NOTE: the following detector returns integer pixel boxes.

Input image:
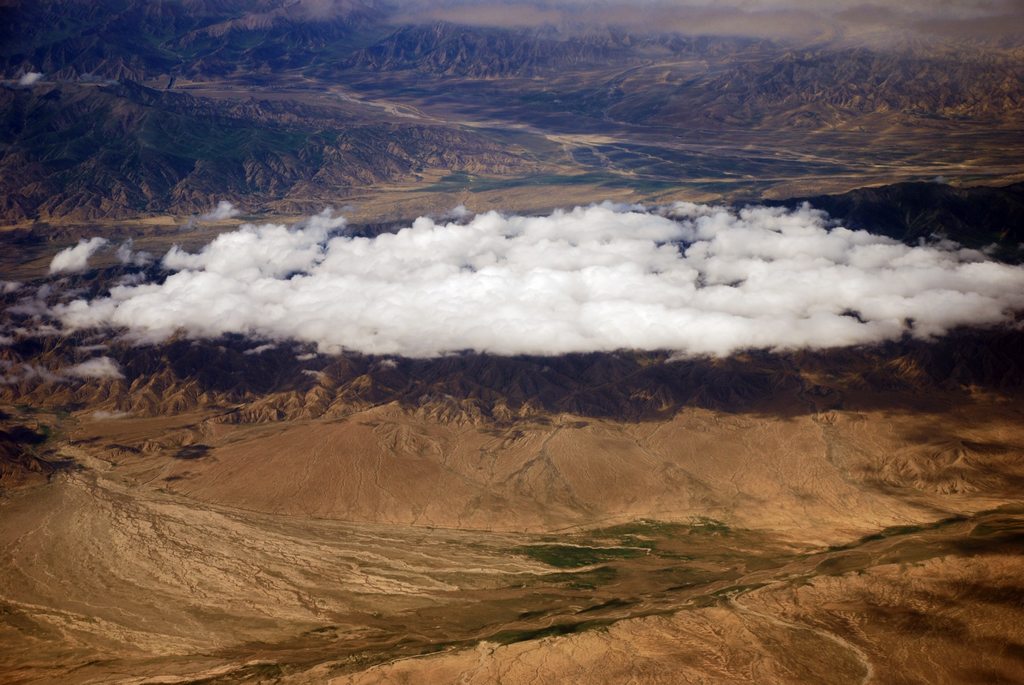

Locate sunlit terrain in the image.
[2,1,1024,683]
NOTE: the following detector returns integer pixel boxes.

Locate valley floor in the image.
[2,396,1024,683]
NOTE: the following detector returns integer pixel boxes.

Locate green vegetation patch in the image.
[828,515,971,552]
[598,519,691,537]
[689,516,732,534]
[422,171,609,193]
[552,565,619,590]
[487,618,614,645]
[517,544,647,568]
[598,517,732,541]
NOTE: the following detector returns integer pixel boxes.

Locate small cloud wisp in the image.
[200,200,241,222]
[66,356,124,380]
[49,238,108,275]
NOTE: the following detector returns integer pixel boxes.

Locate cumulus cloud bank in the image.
[53,204,1024,358]
[49,238,108,274]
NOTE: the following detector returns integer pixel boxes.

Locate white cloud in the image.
[200,200,241,221]
[0,281,21,294]
[49,237,108,275]
[66,356,124,380]
[116,240,153,267]
[89,410,130,420]
[441,204,472,221]
[18,72,42,86]
[0,363,64,385]
[53,203,1024,358]
[243,343,277,355]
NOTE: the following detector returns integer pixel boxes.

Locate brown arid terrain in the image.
[3,2,1024,683]
[1,179,1023,683]
[2,325,1024,683]
[331,546,1024,685]
[3,186,1024,682]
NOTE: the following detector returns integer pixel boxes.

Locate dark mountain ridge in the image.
[0,79,540,221]
[776,181,1024,262]
[2,2,1023,222]
[2,323,1022,425]
[0,0,381,81]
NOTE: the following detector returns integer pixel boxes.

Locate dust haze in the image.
[389,0,1024,44]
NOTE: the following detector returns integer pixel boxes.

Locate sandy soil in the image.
[2,394,1023,683]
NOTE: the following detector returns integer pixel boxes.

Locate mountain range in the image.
[2,1,1024,222]
[2,2,1024,683]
